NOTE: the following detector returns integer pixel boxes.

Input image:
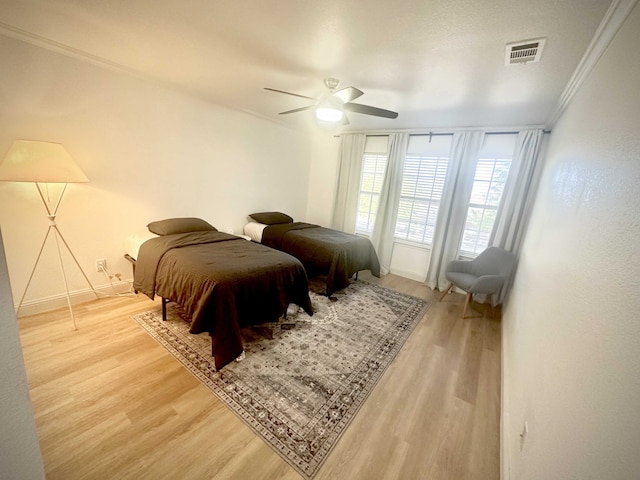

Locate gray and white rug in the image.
[132,280,430,478]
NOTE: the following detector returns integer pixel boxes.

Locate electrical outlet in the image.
[96,258,107,272]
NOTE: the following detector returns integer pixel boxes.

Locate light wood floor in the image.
[18,273,501,480]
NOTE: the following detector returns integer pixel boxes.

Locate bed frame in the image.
[124,253,171,321]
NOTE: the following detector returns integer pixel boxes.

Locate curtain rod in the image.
[386,132,524,137]
[336,126,551,137]
[334,129,551,139]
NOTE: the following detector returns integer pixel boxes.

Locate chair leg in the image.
[488,294,495,318]
[439,283,453,302]
[462,292,473,318]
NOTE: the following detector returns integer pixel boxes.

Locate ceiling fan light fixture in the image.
[265,78,397,125]
[315,106,344,122]
[315,93,344,123]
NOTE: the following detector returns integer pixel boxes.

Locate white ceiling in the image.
[0,0,613,132]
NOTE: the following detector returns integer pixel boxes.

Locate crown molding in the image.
[546,0,639,128]
[0,20,149,80]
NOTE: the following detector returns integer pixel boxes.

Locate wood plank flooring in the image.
[17,273,501,479]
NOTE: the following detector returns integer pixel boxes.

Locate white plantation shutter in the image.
[356,152,387,233]
[394,134,452,244]
[355,136,389,234]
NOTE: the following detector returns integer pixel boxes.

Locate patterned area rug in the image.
[132,280,430,478]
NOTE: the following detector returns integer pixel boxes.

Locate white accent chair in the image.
[439,247,516,318]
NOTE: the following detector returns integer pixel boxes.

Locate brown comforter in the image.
[133,231,313,369]
[261,223,381,296]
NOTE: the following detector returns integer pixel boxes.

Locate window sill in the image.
[393,238,432,250]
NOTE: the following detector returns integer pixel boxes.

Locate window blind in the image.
[394,134,452,244]
[355,136,389,234]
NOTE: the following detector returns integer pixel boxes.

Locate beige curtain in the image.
[489,128,546,303]
[370,133,409,274]
[425,131,485,290]
[331,134,366,233]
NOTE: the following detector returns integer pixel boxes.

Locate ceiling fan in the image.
[265,77,398,124]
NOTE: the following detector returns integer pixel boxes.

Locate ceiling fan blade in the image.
[279,105,314,115]
[264,87,315,101]
[343,102,398,119]
[333,86,364,103]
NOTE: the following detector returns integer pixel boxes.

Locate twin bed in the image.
[130,215,380,369]
[244,211,380,296]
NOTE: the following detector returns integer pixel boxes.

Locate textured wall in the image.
[0,228,45,479]
[0,35,314,310]
[502,3,640,479]
[306,133,340,226]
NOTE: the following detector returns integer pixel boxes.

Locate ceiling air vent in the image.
[505,38,546,66]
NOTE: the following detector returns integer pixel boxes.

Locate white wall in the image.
[306,132,340,226]
[0,228,45,479]
[0,35,313,312]
[502,3,640,479]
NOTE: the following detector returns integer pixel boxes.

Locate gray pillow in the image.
[249,212,293,225]
[147,217,217,236]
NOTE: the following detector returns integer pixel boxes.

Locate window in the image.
[395,155,448,243]
[356,136,388,234]
[394,134,452,245]
[460,134,517,256]
[356,153,387,233]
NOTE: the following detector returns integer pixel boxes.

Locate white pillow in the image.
[243,222,267,243]
[126,232,157,259]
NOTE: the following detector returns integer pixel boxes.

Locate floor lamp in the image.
[0,140,99,329]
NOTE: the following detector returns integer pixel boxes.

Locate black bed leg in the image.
[355,271,359,280]
[162,298,168,321]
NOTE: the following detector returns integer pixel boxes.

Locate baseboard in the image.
[501,315,510,480]
[15,279,135,317]
[501,411,510,480]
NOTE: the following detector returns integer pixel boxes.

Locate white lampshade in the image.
[0,140,89,183]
